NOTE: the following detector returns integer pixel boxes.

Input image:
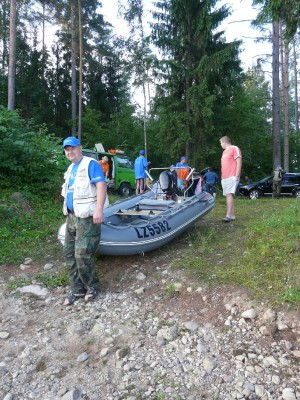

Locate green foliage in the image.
[6,276,31,290]
[0,106,66,194]
[0,191,63,265]
[283,288,300,303]
[253,0,300,38]
[217,65,273,179]
[164,283,178,297]
[35,270,69,288]
[81,103,142,157]
[81,107,108,148]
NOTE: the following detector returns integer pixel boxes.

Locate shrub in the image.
[0,106,67,195]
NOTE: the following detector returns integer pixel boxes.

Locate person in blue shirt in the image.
[175,156,190,190]
[61,136,107,306]
[134,150,150,194]
[203,167,218,198]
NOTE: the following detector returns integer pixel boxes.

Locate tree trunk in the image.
[2,0,9,73]
[78,0,83,140]
[42,0,45,54]
[71,1,77,135]
[279,21,283,132]
[282,37,289,172]
[272,21,281,170]
[7,0,16,111]
[185,74,191,159]
[293,41,299,132]
[143,81,147,157]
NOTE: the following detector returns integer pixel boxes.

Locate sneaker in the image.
[222,216,232,223]
[64,290,85,306]
[85,287,98,302]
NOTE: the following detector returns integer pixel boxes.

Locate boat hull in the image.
[58,187,214,256]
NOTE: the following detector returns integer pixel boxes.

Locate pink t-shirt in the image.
[221,146,242,179]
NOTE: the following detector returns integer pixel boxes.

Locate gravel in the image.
[0,256,299,400]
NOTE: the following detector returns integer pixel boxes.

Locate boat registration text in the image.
[134,221,171,238]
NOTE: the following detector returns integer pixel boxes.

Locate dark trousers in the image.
[273,181,281,198]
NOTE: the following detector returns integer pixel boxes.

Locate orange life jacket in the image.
[99,160,109,177]
[177,167,190,180]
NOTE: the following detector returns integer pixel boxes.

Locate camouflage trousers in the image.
[63,214,100,292]
[273,181,281,199]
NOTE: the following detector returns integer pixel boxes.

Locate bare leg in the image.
[140,179,145,194]
[226,193,235,218]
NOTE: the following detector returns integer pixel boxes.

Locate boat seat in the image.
[115,209,161,217]
[137,198,175,211]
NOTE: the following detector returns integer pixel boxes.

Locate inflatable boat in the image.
[58,168,215,255]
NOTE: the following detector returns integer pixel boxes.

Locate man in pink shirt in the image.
[219,136,242,222]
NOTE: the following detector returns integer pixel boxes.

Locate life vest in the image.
[273,169,282,181]
[99,160,109,177]
[62,157,98,218]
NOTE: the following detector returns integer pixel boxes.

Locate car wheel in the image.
[119,183,132,196]
[249,189,260,200]
[295,189,300,198]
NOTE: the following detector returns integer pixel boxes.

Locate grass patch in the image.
[0,191,64,265]
[175,197,300,305]
[0,190,120,266]
[35,270,69,288]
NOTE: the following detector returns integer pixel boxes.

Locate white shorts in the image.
[221,176,239,196]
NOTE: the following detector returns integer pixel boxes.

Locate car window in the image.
[261,176,273,183]
[283,175,300,183]
[117,156,133,169]
[83,150,98,160]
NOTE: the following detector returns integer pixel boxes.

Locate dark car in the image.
[238,173,300,200]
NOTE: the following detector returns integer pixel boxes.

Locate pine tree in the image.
[151,0,242,166]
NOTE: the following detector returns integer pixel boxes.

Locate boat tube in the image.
[58,168,215,256]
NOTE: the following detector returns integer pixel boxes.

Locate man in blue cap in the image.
[134,149,150,195]
[61,136,107,305]
[273,164,283,199]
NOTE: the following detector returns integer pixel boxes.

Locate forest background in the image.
[0,0,300,196]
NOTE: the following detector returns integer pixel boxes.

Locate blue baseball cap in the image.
[180,156,187,161]
[140,150,145,155]
[63,137,81,148]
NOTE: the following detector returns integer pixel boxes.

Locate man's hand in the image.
[93,209,103,224]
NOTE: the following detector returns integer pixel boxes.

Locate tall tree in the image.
[70,0,77,134]
[0,0,9,73]
[77,0,83,139]
[279,22,289,171]
[7,0,16,110]
[272,21,281,169]
[253,0,300,169]
[292,40,299,132]
[151,0,241,165]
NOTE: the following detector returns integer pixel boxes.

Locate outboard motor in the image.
[159,171,177,200]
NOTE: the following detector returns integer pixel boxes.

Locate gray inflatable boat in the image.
[58,169,215,256]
